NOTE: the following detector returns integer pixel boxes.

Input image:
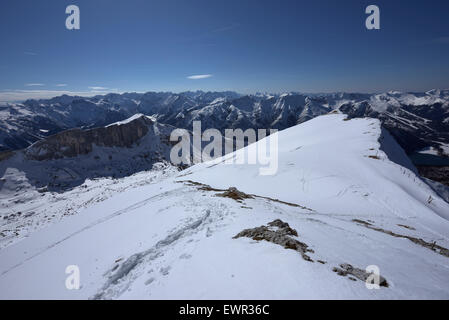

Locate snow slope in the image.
[0,114,448,299]
[0,162,178,249]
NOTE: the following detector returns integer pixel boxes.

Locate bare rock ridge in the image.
[0,115,183,191]
[25,115,153,161]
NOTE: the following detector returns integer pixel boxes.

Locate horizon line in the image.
[1,88,448,104]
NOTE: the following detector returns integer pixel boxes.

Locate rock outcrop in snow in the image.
[1,114,448,299]
[0,114,188,191]
[25,115,155,160]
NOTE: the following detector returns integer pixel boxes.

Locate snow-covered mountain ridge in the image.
[1,114,448,299]
[1,90,448,160]
[0,114,189,192]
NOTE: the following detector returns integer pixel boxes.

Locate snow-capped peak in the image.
[1,114,448,299]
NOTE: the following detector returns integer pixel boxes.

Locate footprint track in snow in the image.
[91,192,237,299]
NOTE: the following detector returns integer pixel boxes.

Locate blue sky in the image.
[1,0,449,101]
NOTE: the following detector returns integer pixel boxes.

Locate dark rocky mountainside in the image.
[2,90,448,161]
[0,114,188,191]
[26,115,154,161]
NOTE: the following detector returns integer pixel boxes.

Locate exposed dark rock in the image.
[417,166,449,187]
[216,187,254,202]
[0,115,184,192]
[233,219,314,262]
[0,151,14,162]
[352,219,372,226]
[179,180,314,211]
[353,219,449,258]
[25,116,153,161]
[397,224,416,231]
[333,263,389,287]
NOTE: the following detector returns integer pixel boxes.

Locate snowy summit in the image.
[1,114,448,299]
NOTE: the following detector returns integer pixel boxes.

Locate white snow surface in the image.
[106,113,155,127]
[0,114,449,299]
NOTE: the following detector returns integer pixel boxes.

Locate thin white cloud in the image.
[88,86,109,90]
[88,86,119,93]
[56,84,67,87]
[180,23,240,43]
[25,83,45,87]
[212,23,240,33]
[187,74,213,80]
[24,51,37,56]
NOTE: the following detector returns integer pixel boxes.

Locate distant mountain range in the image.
[1,90,449,159]
[2,114,449,299]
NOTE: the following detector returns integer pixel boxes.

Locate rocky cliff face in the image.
[25,116,152,160]
[3,90,449,159]
[0,115,187,191]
